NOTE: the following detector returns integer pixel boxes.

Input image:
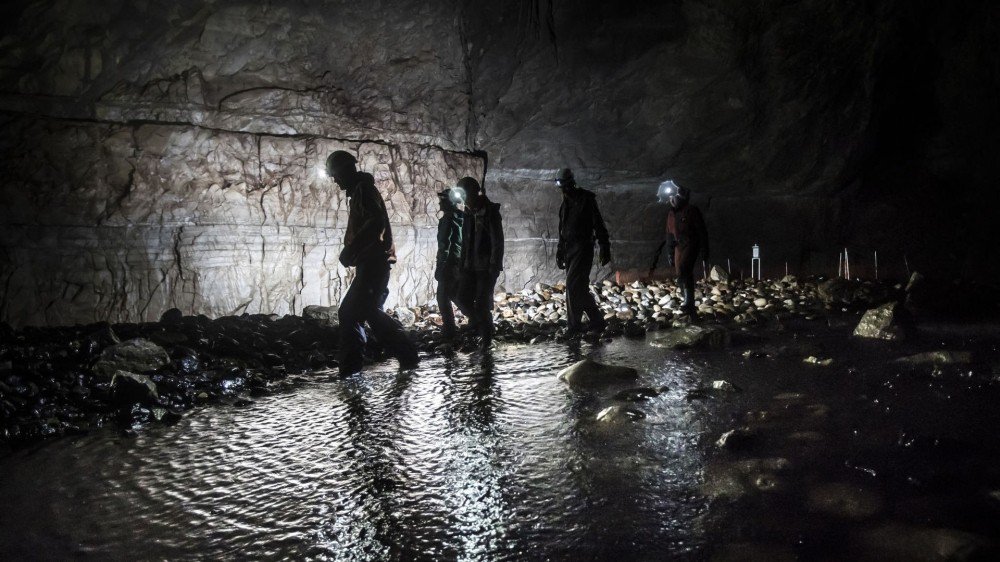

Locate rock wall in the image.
[1,0,997,326]
[0,114,482,326]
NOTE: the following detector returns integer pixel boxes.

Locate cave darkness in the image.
[2,1,1000,560]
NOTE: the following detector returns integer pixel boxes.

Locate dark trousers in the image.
[675,258,697,315]
[435,263,464,336]
[338,260,417,373]
[459,269,498,341]
[565,244,605,331]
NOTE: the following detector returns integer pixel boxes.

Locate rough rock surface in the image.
[853,302,904,341]
[2,0,998,326]
[649,325,730,350]
[557,358,638,387]
[93,339,170,377]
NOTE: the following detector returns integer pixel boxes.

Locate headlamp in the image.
[448,186,467,206]
[657,180,680,203]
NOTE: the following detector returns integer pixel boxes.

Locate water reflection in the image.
[0,341,713,559]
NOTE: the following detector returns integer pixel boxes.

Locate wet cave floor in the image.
[2,319,1000,560]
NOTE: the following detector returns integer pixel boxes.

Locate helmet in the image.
[326,150,357,177]
[555,168,575,188]
[441,186,465,208]
[657,180,689,204]
[456,176,481,196]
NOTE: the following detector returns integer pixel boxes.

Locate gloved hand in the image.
[434,265,443,282]
[556,249,566,270]
[598,245,611,266]
[666,252,675,268]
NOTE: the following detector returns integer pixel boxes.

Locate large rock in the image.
[111,371,159,404]
[853,302,905,340]
[557,359,639,387]
[303,305,339,326]
[649,325,730,350]
[93,338,170,377]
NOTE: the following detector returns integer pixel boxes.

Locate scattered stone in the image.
[702,457,790,499]
[557,359,639,387]
[93,338,170,377]
[595,405,646,423]
[394,307,417,328]
[649,325,730,350]
[894,351,973,365]
[803,356,834,366]
[854,302,905,340]
[711,380,741,392]
[709,265,730,282]
[716,428,755,449]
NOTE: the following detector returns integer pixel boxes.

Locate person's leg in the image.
[474,270,498,345]
[569,244,605,332]
[362,261,419,368]
[338,268,374,375]
[564,244,587,332]
[457,269,478,334]
[436,267,457,337]
[679,265,696,317]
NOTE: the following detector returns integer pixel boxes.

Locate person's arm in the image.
[592,196,611,266]
[556,200,567,269]
[436,216,450,267]
[489,205,504,276]
[340,187,382,266]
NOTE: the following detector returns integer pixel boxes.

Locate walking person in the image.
[456,176,504,352]
[325,150,419,376]
[651,181,709,321]
[554,168,611,338]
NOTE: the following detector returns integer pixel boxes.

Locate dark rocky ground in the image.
[1,273,997,452]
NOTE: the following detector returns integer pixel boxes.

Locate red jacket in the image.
[666,203,709,271]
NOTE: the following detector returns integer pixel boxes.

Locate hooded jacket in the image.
[557,188,610,257]
[342,172,396,266]
[666,201,709,270]
[460,198,504,273]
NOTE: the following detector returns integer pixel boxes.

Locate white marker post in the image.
[751,244,761,280]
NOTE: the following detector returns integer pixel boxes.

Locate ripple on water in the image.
[0,340,723,559]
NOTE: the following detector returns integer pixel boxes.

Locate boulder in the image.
[557,358,639,387]
[303,305,339,326]
[93,338,170,377]
[111,371,159,404]
[853,302,904,340]
[649,325,730,350]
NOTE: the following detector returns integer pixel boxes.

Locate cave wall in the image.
[1,0,998,326]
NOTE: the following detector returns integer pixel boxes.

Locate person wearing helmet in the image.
[435,185,466,339]
[456,176,504,351]
[650,181,709,320]
[325,150,419,375]
[554,168,611,337]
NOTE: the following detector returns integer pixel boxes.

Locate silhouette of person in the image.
[456,177,503,351]
[651,182,709,320]
[326,150,419,375]
[435,187,466,339]
[554,168,610,337]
